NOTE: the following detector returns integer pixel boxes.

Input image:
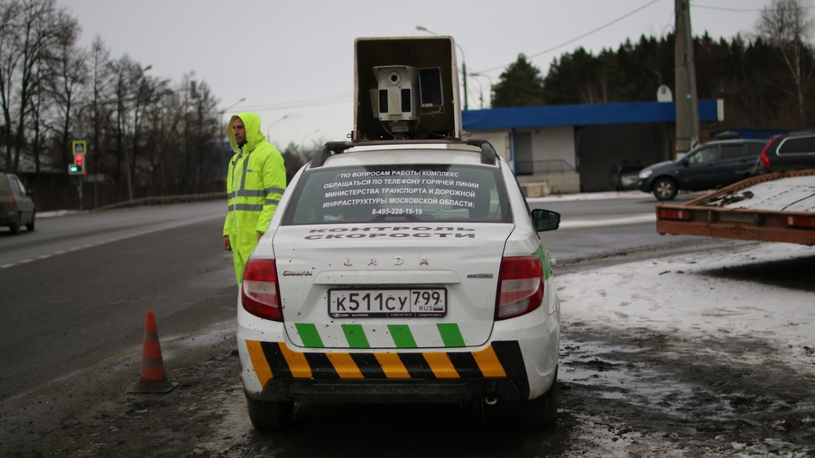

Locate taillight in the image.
[496,256,543,320]
[658,208,692,221]
[241,259,283,321]
[759,137,778,169]
[788,215,815,228]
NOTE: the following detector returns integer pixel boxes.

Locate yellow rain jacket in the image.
[223,112,286,285]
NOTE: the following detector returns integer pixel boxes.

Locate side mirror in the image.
[531,209,560,232]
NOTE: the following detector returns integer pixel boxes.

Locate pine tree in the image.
[491,54,547,107]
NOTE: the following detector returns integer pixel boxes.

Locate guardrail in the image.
[93,192,226,212]
[516,159,576,175]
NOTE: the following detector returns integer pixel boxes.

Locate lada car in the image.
[237,140,562,431]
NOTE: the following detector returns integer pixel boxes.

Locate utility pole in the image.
[674,0,700,156]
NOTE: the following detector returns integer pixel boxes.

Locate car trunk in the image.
[271,223,513,350]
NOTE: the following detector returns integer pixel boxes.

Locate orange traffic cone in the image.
[129,311,178,394]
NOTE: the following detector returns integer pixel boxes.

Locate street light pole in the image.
[416,26,468,110]
[266,114,289,144]
[222,97,246,114]
[470,72,494,109]
[301,129,320,144]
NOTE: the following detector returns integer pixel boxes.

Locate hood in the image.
[228,112,266,153]
[642,160,674,173]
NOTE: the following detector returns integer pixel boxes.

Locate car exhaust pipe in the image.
[483,395,498,405]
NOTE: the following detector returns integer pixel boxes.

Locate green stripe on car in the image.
[295,323,324,347]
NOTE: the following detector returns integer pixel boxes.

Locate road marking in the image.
[0,214,219,269]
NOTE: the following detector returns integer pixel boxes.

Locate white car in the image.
[237,139,562,431]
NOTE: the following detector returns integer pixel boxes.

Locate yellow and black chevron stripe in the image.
[246,340,529,394]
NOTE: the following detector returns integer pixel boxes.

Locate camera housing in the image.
[354,36,461,141]
[373,65,420,122]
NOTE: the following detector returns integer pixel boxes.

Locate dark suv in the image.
[756,131,815,173]
[637,139,767,200]
[0,172,36,234]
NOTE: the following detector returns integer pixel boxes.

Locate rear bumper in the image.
[240,339,535,404]
[250,377,523,404]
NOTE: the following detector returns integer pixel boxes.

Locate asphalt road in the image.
[530,191,705,263]
[0,201,237,403]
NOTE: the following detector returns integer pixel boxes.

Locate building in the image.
[462,100,725,194]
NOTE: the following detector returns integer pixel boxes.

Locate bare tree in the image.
[46,14,85,171]
[756,0,814,127]
[0,0,78,172]
[85,36,113,203]
[108,54,147,199]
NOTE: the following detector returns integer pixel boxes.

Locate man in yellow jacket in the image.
[223,112,286,285]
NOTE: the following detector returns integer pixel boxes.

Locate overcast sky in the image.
[59,0,773,150]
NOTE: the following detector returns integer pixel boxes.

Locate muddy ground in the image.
[1,248,813,457]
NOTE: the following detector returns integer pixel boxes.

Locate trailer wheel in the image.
[653,177,678,201]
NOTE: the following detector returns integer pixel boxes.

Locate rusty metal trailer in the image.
[655,169,815,246]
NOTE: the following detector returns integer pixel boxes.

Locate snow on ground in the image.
[556,241,815,371]
[527,190,647,203]
[719,175,815,212]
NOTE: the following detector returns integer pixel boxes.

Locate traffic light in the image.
[68,153,84,175]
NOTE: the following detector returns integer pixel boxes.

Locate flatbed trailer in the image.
[655,169,815,246]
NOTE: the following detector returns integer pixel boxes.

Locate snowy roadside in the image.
[554,240,815,456]
[557,241,815,372]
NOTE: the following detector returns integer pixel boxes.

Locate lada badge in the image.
[343,256,430,266]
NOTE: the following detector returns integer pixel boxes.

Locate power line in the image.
[692,2,815,12]
[476,0,664,74]
[240,93,353,113]
[691,4,763,12]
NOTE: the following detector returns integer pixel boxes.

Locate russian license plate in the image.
[328,288,447,318]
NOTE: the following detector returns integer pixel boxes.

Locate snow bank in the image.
[556,241,815,369]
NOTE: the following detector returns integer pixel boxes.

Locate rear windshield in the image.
[282,164,509,225]
[778,136,814,155]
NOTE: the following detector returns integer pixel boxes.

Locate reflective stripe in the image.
[472,346,508,378]
[326,353,365,379]
[246,340,273,386]
[237,190,267,197]
[265,187,285,194]
[233,204,264,211]
[278,342,312,378]
[374,353,411,378]
[239,149,252,192]
[249,340,517,381]
[227,198,277,207]
[423,352,460,379]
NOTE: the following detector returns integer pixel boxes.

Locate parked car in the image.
[237,140,562,431]
[637,139,767,200]
[609,164,644,191]
[0,172,35,234]
[755,130,815,174]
